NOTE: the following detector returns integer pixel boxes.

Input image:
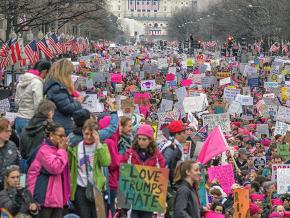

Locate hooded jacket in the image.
[43,79,82,135]
[99,116,121,190]
[19,113,47,159]
[15,70,43,119]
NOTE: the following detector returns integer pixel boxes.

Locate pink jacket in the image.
[26,139,70,208]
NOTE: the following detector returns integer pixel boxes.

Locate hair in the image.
[43,120,63,137]
[82,119,98,132]
[120,116,131,128]
[272,154,283,161]
[47,59,74,94]
[263,181,276,192]
[4,165,20,189]
[33,60,51,73]
[210,188,222,196]
[210,201,225,214]
[132,136,156,156]
[37,100,56,117]
[274,134,282,140]
[251,181,260,193]
[0,118,10,133]
[173,160,197,184]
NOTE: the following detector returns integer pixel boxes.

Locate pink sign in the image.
[208,164,235,195]
[166,73,175,81]
[181,79,192,87]
[194,69,200,74]
[205,211,225,218]
[110,73,122,83]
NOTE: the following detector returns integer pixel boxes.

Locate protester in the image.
[0,165,39,217]
[19,100,56,159]
[26,121,69,218]
[0,118,20,190]
[15,60,52,135]
[44,59,83,135]
[122,124,165,218]
[68,119,111,218]
[118,116,132,155]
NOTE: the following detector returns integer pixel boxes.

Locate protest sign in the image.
[175,87,187,102]
[0,98,10,112]
[227,101,242,116]
[277,168,290,194]
[253,156,266,170]
[235,94,253,106]
[173,102,186,119]
[272,164,290,181]
[117,164,169,212]
[264,82,279,89]
[256,124,269,138]
[216,72,231,79]
[203,113,231,132]
[205,211,225,218]
[134,93,150,106]
[140,80,156,91]
[277,144,289,160]
[242,87,251,96]
[82,94,104,113]
[157,111,179,123]
[110,73,122,83]
[208,164,235,195]
[276,106,290,124]
[158,99,173,113]
[165,73,175,81]
[274,121,289,136]
[181,79,192,87]
[248,77,259,88]
[201,76,216,88]
[256,100,268,117]
[243,65,257,76]
[115,84,123,92]
[219,77,231,86]
[223,88,241,102]
[85,79,94,89]
[233,188,250,218]
[183,96,207,113]
[188,73,205,84]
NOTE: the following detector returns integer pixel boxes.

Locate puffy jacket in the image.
[43,79,82,135]
[19,113,47,159]
[173,180,202,218]
[68,142,111,200]
[26,139,70,208]
[99,116,121,190]
[0,141,20,189]
[15,70,43,119]
[122,148,165,168]
[0,187,37,216]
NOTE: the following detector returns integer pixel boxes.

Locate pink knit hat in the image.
[137,124,154,139]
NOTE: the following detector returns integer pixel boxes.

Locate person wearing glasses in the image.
[0,165,39,217]
[0,118,20,190]
[26,120,70,218]
[122,124,165,218]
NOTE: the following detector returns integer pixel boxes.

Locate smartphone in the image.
[19,174,26,188]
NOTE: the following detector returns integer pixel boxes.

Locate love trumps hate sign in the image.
[117,164,169,212]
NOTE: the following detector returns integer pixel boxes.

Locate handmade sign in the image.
[243,65,257,76]
[277,144,289,160]
[110,73,122,83]
[272,164,290,181]
[216,72,231,79]
[248,77,259,88]
[207,164,235,195]
[203,113,231,132]
[256,124,269,138]
[274,121,289,136]
[253,156,266,170]
[276,106,290,124]
[175,87,187,102]
[181,79,192,87]
[82,94,104,113]
[264,82,279,89]
[223,88,241,102]
[183,96,207,113]
[235,94,253,106]
[219,77,231,86]
[233,188,250,218]
[188,73,205,84]
[134,93,150,106]
[277,168,290,194]
[158,99,173,113]
[117,164,169,212]
[227,101,242,116]
[0,98,10,112]
[140,80,156,91]
[201,76,216,88]
[166,73,175,81]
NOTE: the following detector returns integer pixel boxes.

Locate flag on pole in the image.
[37,38,54,59]
[25,40,39,65]
[0,39,13,57]
[48,33,62,55]
[197,125,229,164]
[10,38,26,64]
[196,124,208,140]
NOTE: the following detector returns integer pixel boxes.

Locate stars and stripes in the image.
[48,33,62,55]
[37,38,54,59]
[24,40,39,65]
[270,43,280,53]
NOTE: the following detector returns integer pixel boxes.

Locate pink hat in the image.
[250,194,265,201]
[250,203,262,216]
[261,138,271,147]
[268,212,283,218]
[248,124,256,129]
[137,124,154,139]
[272,198,283,206]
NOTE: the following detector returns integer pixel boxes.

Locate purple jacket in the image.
[26,139,70,208]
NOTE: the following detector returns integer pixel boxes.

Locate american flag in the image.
[37,38,54,59]
[0,56,9,70]
[196,124,208,140]
[0,39,13,57]
[270,43,280,53]
[25,40,39,65]
[282,44,289,53]
[48,33,62,55]
[254,42,261,53]
[18,15,29,31]
[64,38,75,53]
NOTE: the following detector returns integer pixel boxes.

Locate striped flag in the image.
[10,38,26,64]
[282,44,289,53]
[37,38,54,59]
[0,39,13,57]
[270,43,280,53]
[64,38,75,53]
[25,40,39,65]
[0,56,9,70]
[48,33,62,55]
[18,14,29,31]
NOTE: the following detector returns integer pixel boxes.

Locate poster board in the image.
[233,188,250,218]
[203,113,231,132]
[277,168,290,194]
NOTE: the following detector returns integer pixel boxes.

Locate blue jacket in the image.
[43,79,82,135]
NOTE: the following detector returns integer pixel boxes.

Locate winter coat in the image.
[0,187,37,216]
[15,70,44,119]
[118,134,132,155]
[26,139,70,208]
[99,116,121,190]
[0,141,20,189]
[43,79,82,135]
[68,142,111,201]
[19,113,47,159]
[122,148,165,168]
[173,180,201,218]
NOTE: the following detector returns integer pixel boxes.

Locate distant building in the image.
[0,15,7,41]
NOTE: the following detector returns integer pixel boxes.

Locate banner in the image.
[233,188,250,218]
[140,80,156,91]
[208,164,235,195]
[203,113,231,132]
[277,168,290,194]
[117,164,169,212]
[272,164,290,181]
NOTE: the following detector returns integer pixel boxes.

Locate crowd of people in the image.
[0,41,289,218]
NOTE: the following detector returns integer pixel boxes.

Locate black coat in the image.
[19,113,47,159]
[173,180,201,218]
[43,79,82,135]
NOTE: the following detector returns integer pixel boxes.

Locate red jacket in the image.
[122,148,165,168]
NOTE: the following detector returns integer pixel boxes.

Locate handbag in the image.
[83,143,95,202]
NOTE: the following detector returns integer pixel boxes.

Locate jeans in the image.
[75,185,97,218]
[130,210,153,218]
[15,117,29,136]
